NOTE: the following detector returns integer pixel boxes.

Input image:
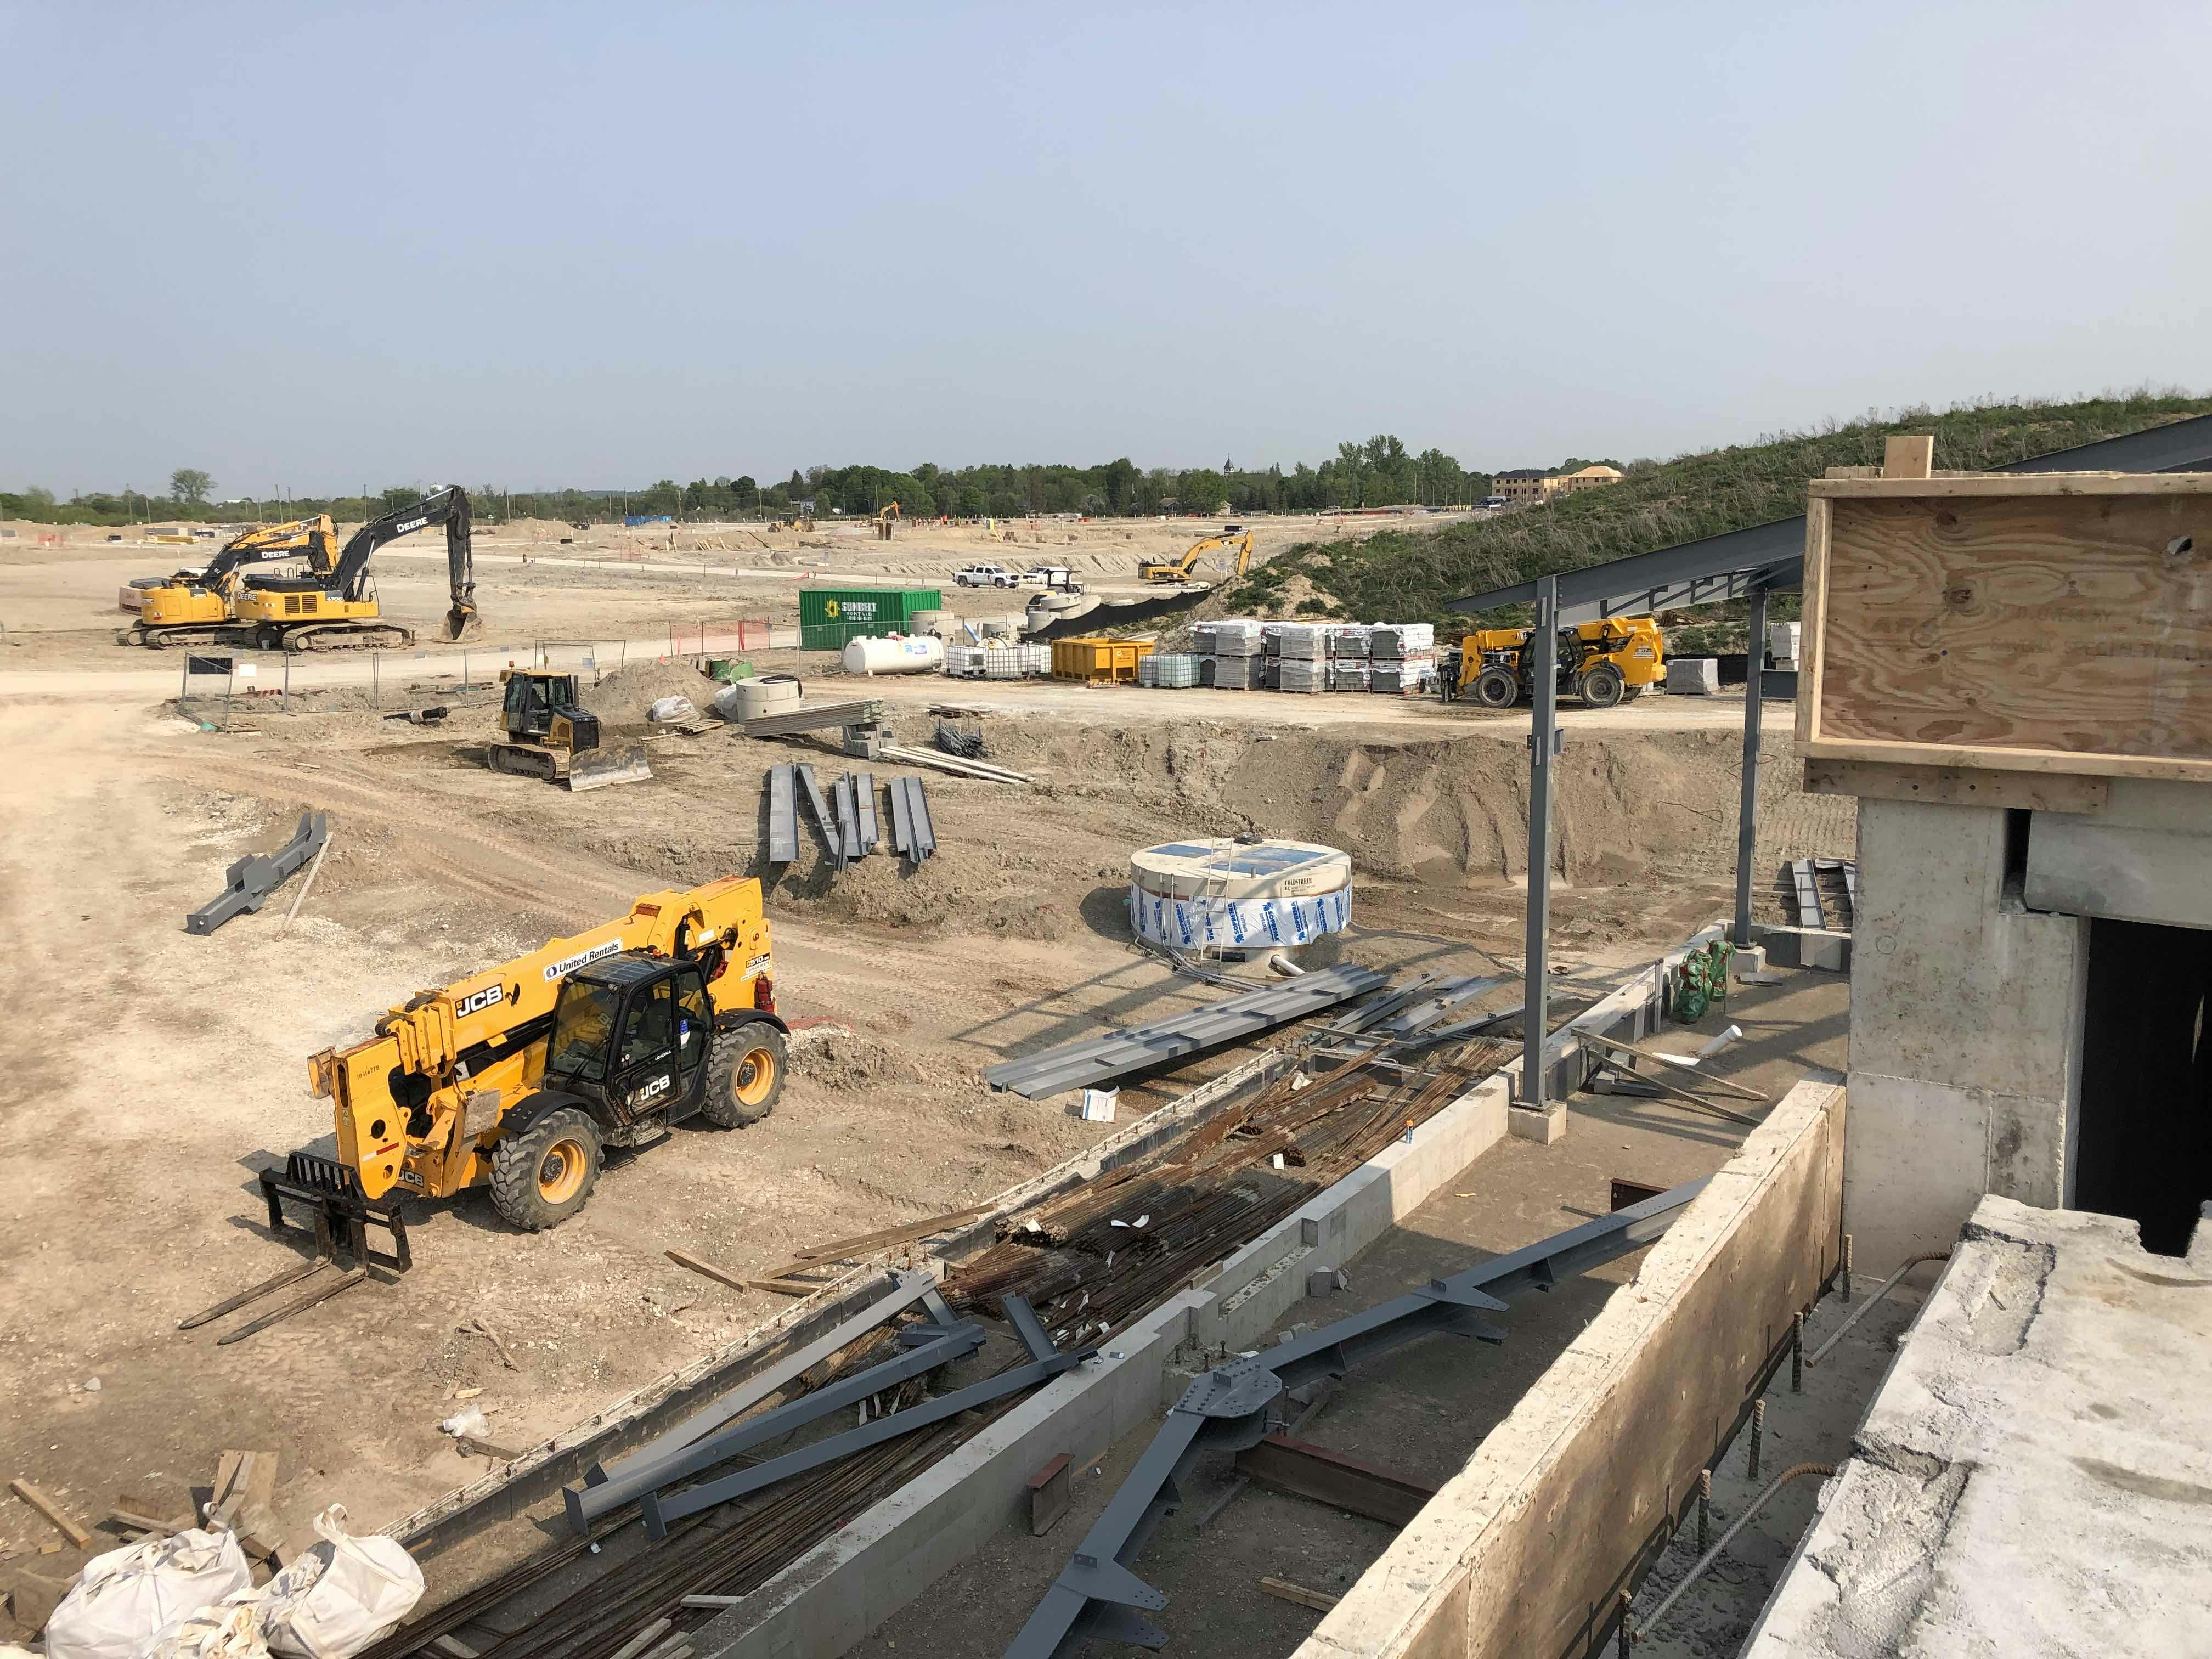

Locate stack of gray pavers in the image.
[1370,622,1437,695]
[1667,657,1720,695]
[1275,623,1328,693]
[1328,622,1371,691]
[1203,618,1264,690]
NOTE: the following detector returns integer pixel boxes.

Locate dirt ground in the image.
[0,535,1850,1615]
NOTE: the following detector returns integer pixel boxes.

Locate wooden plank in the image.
[746,1277,820,1297]
[1802,757,2109,815]
[1802,733,2212,784]
[1809,488,2212,776]
[10,1480,93,1550]
[1028,1453,1073,1536]
[1810,471,2212,499]
[665,1249,751,1293]
[1882,435,1934,479]
[1796,496,1829,748]
[1260,1576,1341,1612]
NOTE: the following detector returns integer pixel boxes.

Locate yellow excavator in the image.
[186,880,787,1341]
[874,501,901,541]
[117,516,340,648]
[1137,527,1254,584]
[232,486,479,651]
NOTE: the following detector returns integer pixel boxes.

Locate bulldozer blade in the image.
[567,743,652,792]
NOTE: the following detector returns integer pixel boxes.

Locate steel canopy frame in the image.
[1002,1177,1712,1658]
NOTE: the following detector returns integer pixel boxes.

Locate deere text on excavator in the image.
[1137,527,1254,584]
[116,516,340,648]
[1445,616,1664,710]
[183,879,785,1342]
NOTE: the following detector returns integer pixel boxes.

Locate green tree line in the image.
[2,436,1490,527]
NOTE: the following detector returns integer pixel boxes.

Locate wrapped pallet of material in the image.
[1276,624,1330,660]
[1372,623,1435,656]
[1277,658,1327,693]
[1372,653,1438,695]
[1203,619,1266,657]
[1212,654,1259,690]
[1329,624,1372,658]
[1328,659,1372,692]
[1667,656,1720,695]
[1261,657,1282,690]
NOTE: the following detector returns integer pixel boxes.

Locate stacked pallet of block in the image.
[1199,618,1265,689]
[1369,623,1437,694]
[1328,623,1372,691]
[1269,622,1329,693]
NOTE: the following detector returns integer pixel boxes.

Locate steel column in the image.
[1733,583,1769,947]
[1521,574,1559,1108]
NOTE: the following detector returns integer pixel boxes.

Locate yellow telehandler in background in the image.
[1450,616,1664,709]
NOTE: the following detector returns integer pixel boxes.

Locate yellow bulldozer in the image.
[1137,527,1254,583]
[1450,616,1664,709]
[184,880,786,1341]
[484,668,653,790]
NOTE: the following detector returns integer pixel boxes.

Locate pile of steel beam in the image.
[887,774,936,863]
[741,697,884,739]
[983,963,1386,1098]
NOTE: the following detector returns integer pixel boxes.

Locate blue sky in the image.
[3,1,2205,496]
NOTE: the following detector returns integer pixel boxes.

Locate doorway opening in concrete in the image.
[2075,918,2212,1255]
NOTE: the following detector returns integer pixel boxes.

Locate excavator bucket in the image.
[443,600,482,643]
[567,741,653,792]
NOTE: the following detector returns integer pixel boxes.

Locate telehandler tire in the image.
[1472,666,1520,709]
[1578,663,1626,708]
[490,1107,603,1231]
[703,1022,786,1128]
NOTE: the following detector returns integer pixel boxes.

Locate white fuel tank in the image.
[840,634,947,676]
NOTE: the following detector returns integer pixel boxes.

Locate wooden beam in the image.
[665,1250,752,1293]
[1882,435,1934,479]
[10,1480,93,1550]
[1802,757,2109,815]
[1259,1576,1341,1612]
[781,1203,997,1267]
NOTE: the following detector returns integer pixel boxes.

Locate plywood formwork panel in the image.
[1799,474,2212,782]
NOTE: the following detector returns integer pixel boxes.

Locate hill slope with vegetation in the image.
[1227,391,2212,629]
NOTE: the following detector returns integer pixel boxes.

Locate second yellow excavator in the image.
[1137,527,1254,584]
[117,517,340,648]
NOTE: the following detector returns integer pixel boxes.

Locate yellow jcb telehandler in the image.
[183,879,785,1341]
[1448,616,1664,710]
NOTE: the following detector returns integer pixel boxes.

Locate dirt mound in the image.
[583,661,723,727]
[786,1024,920,1091]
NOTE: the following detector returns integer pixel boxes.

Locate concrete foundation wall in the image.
[1843,799,2086,1272]
[1290,1073,1846,1659]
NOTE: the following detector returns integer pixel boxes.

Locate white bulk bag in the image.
[261,1507,422,1659]
[45,1529,251,1659]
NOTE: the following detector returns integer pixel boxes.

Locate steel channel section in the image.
[907,777,937,859]
[794,764,837,861]
[1732,582,1770,947]
[1522,575,1558,1109]
[984,966,1385,1098]
[565,1322,987,1533]
[1004,1178,1711,1659]
[852,770,879,850]
[766,766,799,863]
[831,773,861,866]
[640,1295,1095,1539]
[888,772,914,856]
[1444,413,2212,622]
[590,1271,939,1488]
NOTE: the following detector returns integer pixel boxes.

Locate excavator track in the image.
[283,623,416,652]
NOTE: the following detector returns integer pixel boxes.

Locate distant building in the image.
[1490,463,1624,507]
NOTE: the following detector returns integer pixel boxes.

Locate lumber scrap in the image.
[775,1203,996,1271]
[665,1250,752,1293]
[1259,1576,1340,1612]
[10,1480,93,1550]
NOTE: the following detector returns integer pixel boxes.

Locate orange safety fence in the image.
[669,618,771,656]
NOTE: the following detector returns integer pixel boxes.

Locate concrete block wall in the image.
[1845,798,2087,1272]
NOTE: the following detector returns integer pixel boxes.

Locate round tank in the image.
[1127,838,1354,954]
[910,610,953,636]
[840,634,947,676]
[720,675,803,720]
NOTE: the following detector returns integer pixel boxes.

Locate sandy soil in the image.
[0,528,1848,1596]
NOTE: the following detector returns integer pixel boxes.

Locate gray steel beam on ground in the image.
[766,766,799,863]
[902,776,937,860]
[1732,583,1769,947]
[565,1321,986,1533]
[640,1296,1090,1539]
[831,773,861,865]
[1445,412,2212,620]
[590,1271,937,1486]
[983,964,1386,1098]
[795,764,837,861]
[1003,1178,1712,1658]
[187,810,329,935]
[887,771,914,856]
[1521,575,1558,1109]
[851,770,879,850]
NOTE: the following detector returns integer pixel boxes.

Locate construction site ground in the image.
[0,531,1849,1637]
[855,966,1858,1659]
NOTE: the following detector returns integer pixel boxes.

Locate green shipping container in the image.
[797,587,944,651]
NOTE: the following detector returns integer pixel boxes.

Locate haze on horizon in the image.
[3,1,2205,498]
